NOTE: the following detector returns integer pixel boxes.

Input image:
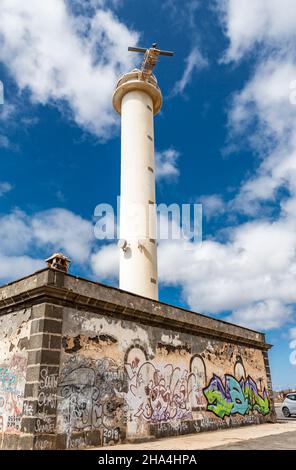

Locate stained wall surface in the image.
[55,307,273,449]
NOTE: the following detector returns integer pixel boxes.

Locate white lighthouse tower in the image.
[113,44,173,300]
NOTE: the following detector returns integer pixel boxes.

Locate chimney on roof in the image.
[45,253,70,273]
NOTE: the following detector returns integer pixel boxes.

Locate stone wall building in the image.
[0,268,275,450]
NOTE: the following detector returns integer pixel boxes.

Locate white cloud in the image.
[289,327,296,358]
[158,210,296,330]
[199,194,225,220]
[0,203,295,334]
[228,58,296,215]
[91,243,118,280]
[1,203,295,334]
[289,328,296,340]
[2,0,296,339]
[0,103,16,122]
[227,300,293,331]
[230,59,296,140]
[0,0,138,138]
[155,0,296,331]
[0,255,43,281]
[31,208,94,263]
[0,208,95,283]
[0,135,10,149]
[0,99,39,148]
[0,182,12,196]
[155,148,180,182]
[219,0,296,61]
[0,211,32,256]
[0,210,43,281]
[173,47,208,95]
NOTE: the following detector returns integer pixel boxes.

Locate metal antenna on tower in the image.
[128,43,174,80]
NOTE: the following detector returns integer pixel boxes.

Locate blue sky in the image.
[1,0,296,390]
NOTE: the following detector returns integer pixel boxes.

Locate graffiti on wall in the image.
[203,374,270,419]
[0,355,27,434]
[54,340,271,447]
[125,357,204,424]
[58,357,125,446]
[27,367,60,436]
[127,362,193,422]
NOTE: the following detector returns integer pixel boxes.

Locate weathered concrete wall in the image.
[0,269,275,449]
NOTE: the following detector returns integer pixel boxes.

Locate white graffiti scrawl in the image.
[57,357,125,447]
